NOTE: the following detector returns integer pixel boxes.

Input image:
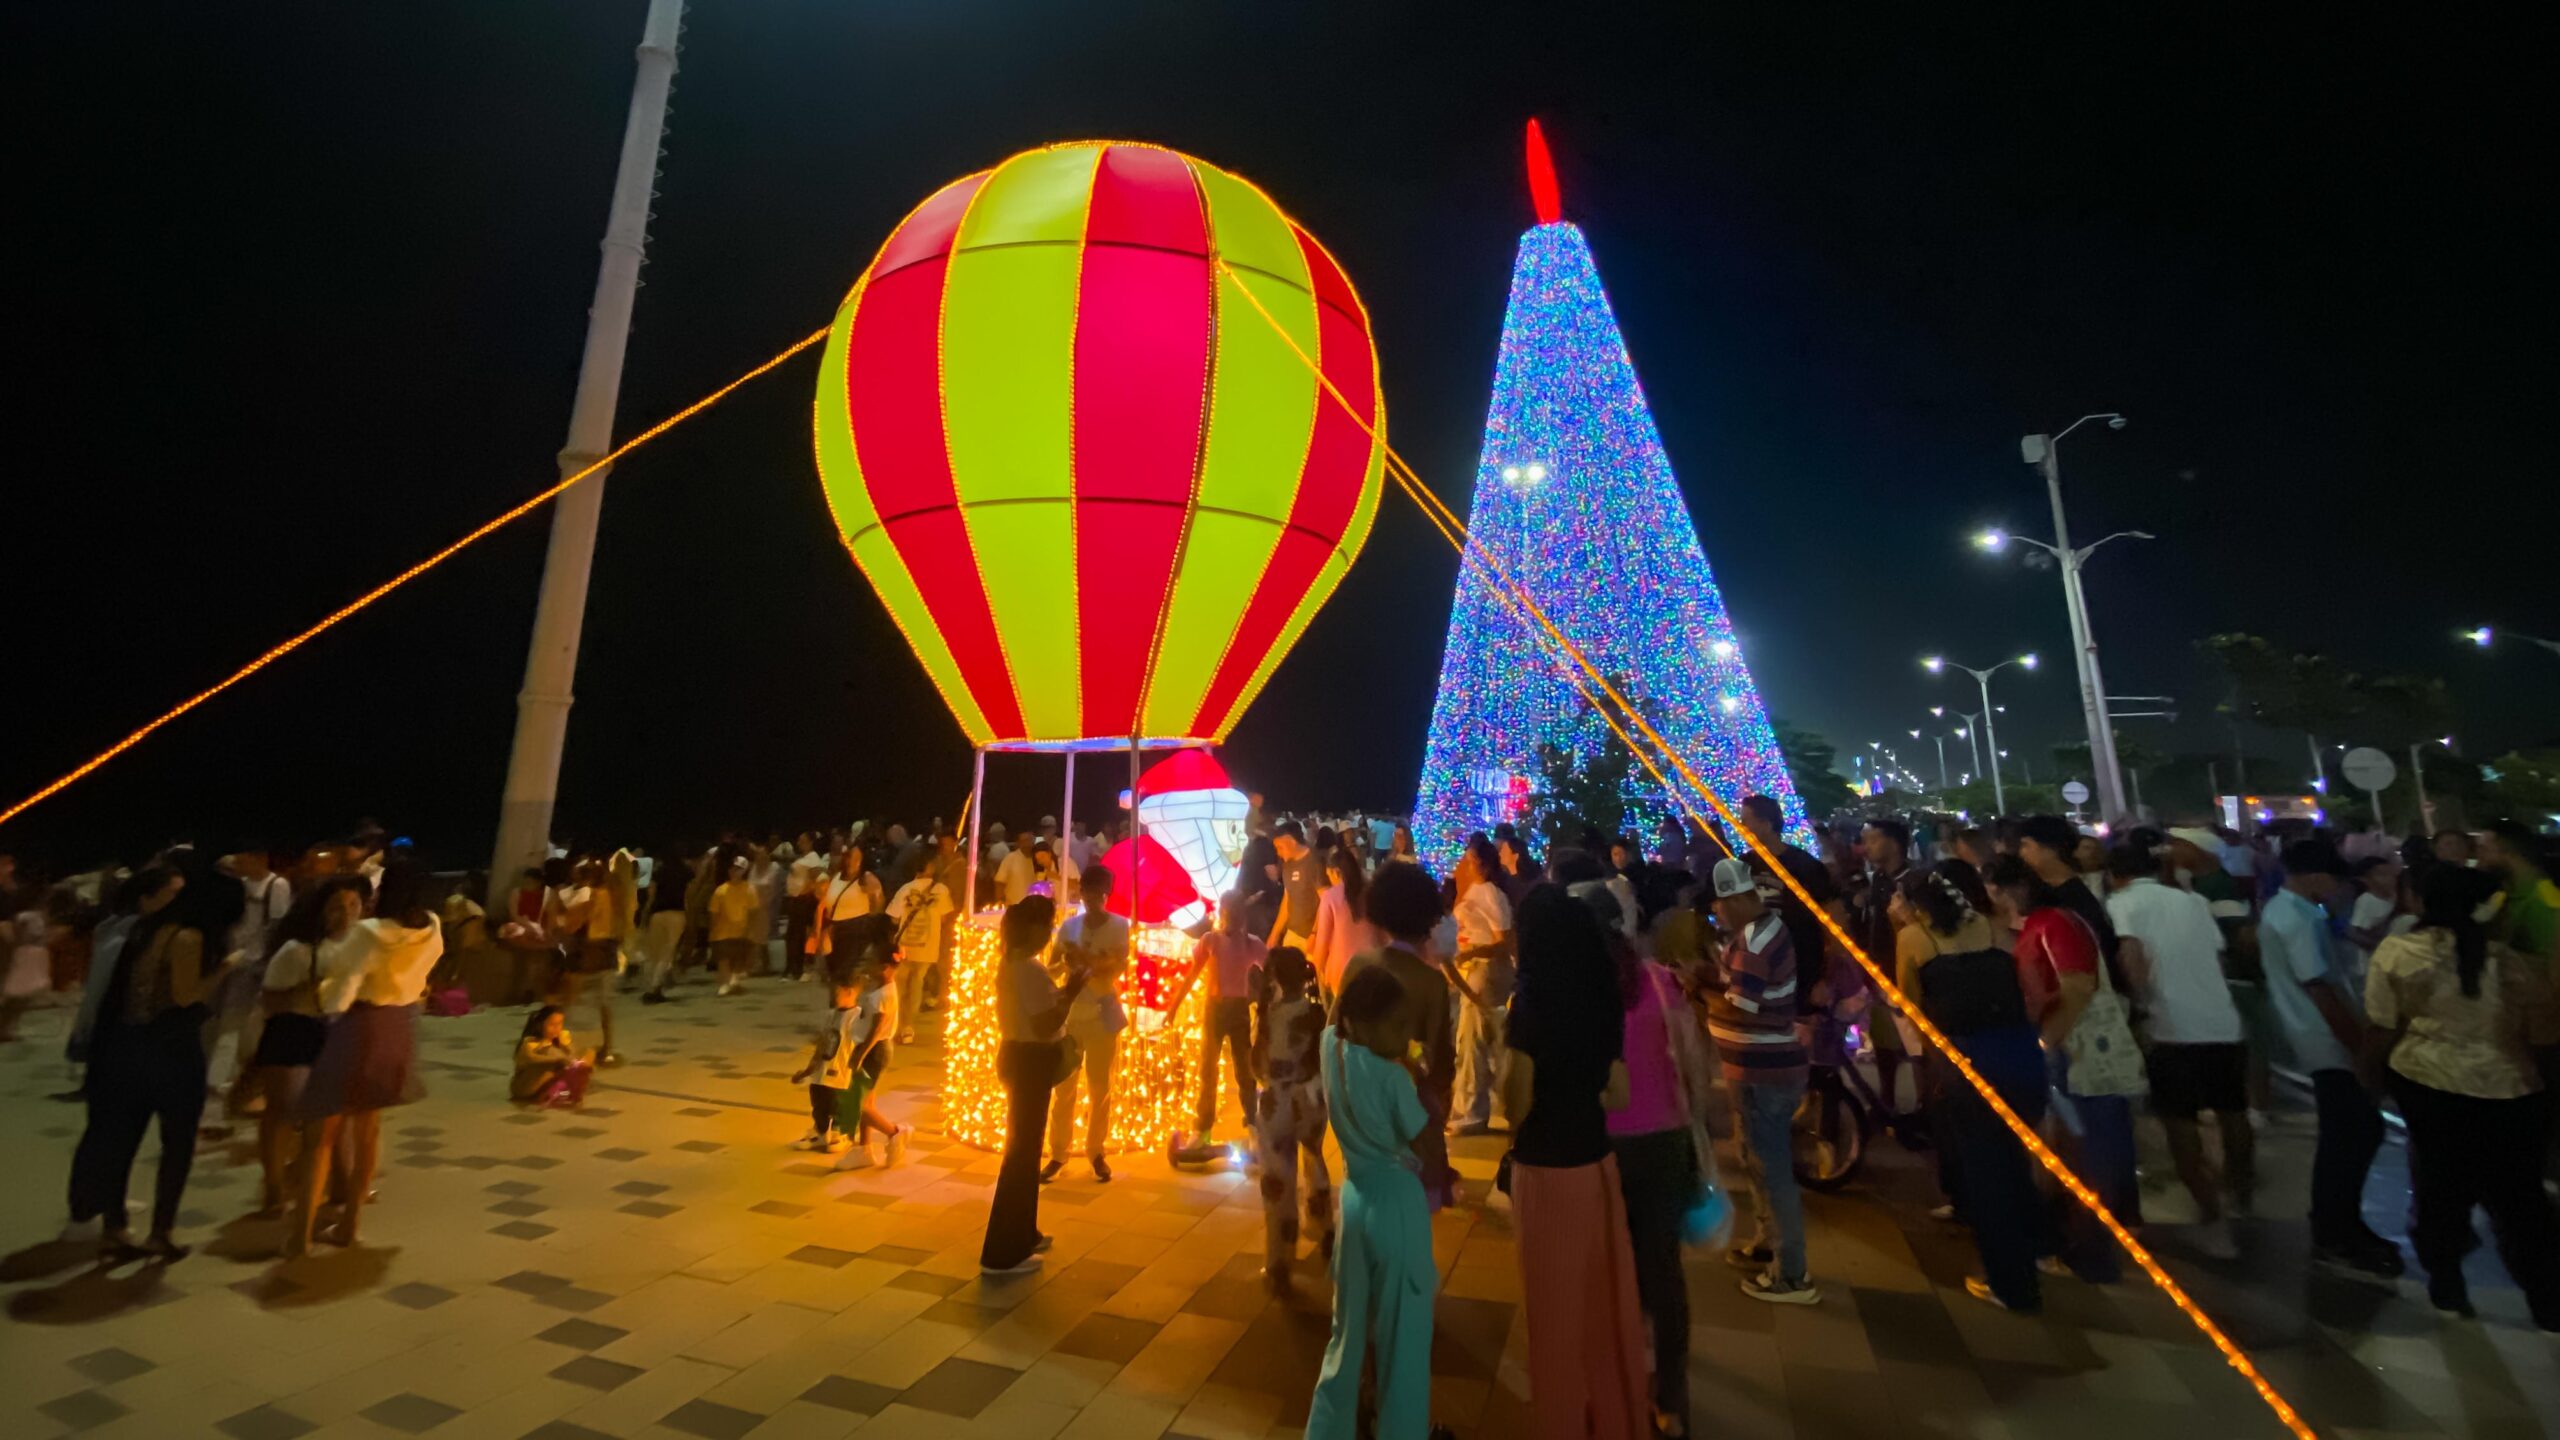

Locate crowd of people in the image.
[8,793,2557,1440]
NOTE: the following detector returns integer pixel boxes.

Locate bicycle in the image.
[1792,1047,1880,1191]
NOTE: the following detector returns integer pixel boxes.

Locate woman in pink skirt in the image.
[1499,882,1651,1439]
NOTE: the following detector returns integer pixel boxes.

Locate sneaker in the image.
[2427,1272,2475,1318]
[1928,1203,1958,1223]
[820,1133,853,1155]
[898,1029,917,1044]
[2312,1240,2405,1281]
[1726,1244,1774,1272]
[1963,1276,2009,1309]
[2191,1218,2241,1262]
[1032,1233,1054,1255]
[1039,1159,1065,1185]
[717,980,739,998]
[1091,1156,1113,1183]
[833,1144,875,1172]
[640,990,669,1005]
[792,1129,824,1151]
[883,1126,909,1169]
[596,1052,623,1069]
[981,1255,1043,1277]
[2035,1255,2072,1279]
[1741,1272,1820,1305]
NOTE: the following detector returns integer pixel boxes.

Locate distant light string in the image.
[1215,256,2313,1440]
[0,326,831,831]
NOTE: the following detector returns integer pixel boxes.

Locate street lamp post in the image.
[1997,413,2138,824]
[2468,626,2560,659]
[489,0,686,902]
[1911,729,1949,791]
[1925,655,2036,814]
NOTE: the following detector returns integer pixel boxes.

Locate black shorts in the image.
[2147,1041,2248,1119]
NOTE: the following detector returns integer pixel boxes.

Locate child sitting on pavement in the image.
[512,1006,592,1109]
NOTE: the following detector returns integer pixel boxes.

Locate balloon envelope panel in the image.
[815,141,1386,748]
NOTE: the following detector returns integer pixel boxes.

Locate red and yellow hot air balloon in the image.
[812,141,1386,748]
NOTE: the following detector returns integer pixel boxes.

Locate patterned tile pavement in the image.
[3,979,2554,1439]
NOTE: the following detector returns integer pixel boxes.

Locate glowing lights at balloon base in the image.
[941,914,1207,1153]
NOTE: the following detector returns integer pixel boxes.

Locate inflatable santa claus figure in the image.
[1125,749,1250,929]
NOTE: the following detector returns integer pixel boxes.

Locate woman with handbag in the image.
[1898,863,2051,1312]
[1990,853,2145,1284]
[66,854,245,1263]
[250,877,367,1216]
[1500,886,1650,1440]
[984,896,1084,1276]
[1605,890,1723,1438]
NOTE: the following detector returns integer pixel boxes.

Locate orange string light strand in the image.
[0,326,831,832]
[1215,258,2316,1440]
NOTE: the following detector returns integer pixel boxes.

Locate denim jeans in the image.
[1734,1079,1808,1284]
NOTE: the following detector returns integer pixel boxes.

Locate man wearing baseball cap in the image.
[1704,857,1819,1305]
[2259,836,2402,1278]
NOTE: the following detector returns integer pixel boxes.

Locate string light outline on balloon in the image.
[808,139,1387,752]
[0,327,832,832]
[1211,246,2314,1440]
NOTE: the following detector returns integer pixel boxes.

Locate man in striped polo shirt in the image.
[1707,858,1820,1305]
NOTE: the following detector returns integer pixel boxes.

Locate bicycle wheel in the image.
[1792,1072,1870,1191]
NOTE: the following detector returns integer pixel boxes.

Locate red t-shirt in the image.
[2012,907,2098,1020]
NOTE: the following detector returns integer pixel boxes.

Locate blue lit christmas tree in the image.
[1412,123,1809,867]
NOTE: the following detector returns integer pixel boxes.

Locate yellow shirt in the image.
[2365,930,2557,1099]
[709,881,760,943]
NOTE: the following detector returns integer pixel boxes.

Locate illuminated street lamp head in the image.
[1922,656,1945,673]
[1909,729,1921,738]
[1974,529,2008,552]
[1929,706,1944,717]
[2467,626,2494,646]
[2019,653,2039,670]
[1954,726,1968,737]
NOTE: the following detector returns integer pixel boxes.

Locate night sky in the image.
[8,3,2551,868]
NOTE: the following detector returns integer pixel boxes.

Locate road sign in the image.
[2061,780,2091,806]
[2341,747,2397,792]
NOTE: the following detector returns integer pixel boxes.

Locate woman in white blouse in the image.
[289,860,442,1256]
[252,877,367,1217]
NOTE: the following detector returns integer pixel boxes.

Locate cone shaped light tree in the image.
[1412,123,1808,866]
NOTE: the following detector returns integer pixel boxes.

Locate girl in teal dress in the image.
[1307,966,1442,1440]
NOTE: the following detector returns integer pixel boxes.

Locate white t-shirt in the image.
[1453,881,1511,953]
[2106,879,2243,1046]
[848,982,897,1054]
[232,874,292,962]
[2346,891,2416,973]
[995,849,1036,905]
[889,876,955,955]
[1055,911,1130,1021]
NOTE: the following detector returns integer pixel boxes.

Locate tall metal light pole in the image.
[1910,729,1949,791]
[2001,412,2136,824]
[1925,654,2036,813]
[489,0,685,900]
